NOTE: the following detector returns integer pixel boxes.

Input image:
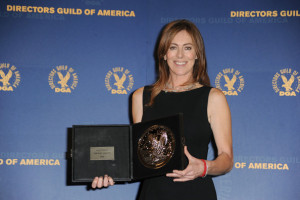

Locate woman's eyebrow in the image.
[170,43,193,46]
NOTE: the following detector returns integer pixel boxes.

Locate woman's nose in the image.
[176,48,183,58]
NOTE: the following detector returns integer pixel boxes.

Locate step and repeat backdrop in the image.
[0,0,299,199]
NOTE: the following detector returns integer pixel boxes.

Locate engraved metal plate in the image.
[90,147,115,160]
[137,125,175,169]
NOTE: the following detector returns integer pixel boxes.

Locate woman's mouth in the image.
[174,61,187,66]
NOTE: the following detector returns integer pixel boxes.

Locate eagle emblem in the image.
[57,72,70,88]
[113,73,126,90]
[224,74,237,91]
[148,132,168,161]
[281,75,294,92]
[0,70,13,86]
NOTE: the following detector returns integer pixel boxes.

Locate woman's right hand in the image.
[91,175,115,188]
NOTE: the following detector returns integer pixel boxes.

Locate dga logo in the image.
[105,67,134,94]
[48,65,78,93]
[272,68,300,96]
[215,68,245,96]
[0,63,21,92]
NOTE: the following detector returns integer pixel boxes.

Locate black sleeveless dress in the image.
[138,86,217,200]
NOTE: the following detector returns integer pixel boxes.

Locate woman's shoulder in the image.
[209,87,223,95]
[132,87,144,100]
[208,87,228,105]
[133,85,153,97]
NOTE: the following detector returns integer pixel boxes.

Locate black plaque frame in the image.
[71,114,184,182]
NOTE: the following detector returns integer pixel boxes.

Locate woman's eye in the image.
[185,46,192,50]
[169,46,176,50]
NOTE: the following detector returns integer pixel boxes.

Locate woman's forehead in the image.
[170,30,194,44]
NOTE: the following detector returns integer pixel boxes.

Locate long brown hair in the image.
[148,19,210,106]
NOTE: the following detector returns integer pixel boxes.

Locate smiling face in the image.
[164,30,197,81]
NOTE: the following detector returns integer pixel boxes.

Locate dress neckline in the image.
[162,86,206,94]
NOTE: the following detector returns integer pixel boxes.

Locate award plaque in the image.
[71,114,184,182]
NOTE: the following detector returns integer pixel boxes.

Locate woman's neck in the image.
[167,75,193,88]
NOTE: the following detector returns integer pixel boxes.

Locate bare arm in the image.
[206,88,233,175]
[132,87,144,123]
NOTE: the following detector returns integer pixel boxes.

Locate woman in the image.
[92,19,233,200]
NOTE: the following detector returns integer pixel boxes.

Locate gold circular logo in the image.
[48,65,78,93]
[272,68,300,96]
[215,68,245,96]
[137,125,175,169]
[0,63,21,92]
[105,67,134,94]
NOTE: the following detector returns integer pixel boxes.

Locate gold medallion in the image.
[137,125,175,169]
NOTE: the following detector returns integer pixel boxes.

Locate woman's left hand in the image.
[166,146,206,182]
